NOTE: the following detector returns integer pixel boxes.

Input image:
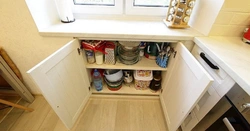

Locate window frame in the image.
[125,0,169,16]
[71,0,169,16]
[71,0,123,15]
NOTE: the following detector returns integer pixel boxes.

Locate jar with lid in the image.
[149,71,162,92]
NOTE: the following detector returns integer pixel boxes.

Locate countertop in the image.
[40,19,203,41]
[194,37,250,95]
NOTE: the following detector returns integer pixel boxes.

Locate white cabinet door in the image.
[160,42,213,131]
[27,39,91,129]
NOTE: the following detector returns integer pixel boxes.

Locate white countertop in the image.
[40,19,203,41]
[194,37,250,95]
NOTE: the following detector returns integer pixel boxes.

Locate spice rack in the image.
[163,0,196,28]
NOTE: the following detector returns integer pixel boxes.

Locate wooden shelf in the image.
[91,83,160,96]
[86,57,167,71]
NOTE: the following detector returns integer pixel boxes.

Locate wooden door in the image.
[27,39,91,129]
[160,42,213,131]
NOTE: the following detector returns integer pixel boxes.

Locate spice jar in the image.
[149,71,162,92]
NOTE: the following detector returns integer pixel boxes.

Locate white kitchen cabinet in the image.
[27,39,213,130]
[160,43,213,131]
[27,40,91,128]
[179,44,236,131]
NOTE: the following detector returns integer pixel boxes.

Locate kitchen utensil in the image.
[104,41,116,65]
[118,42,140,65]
[144,42,162,60]
[104,76,123,91]
[156,44,171,68]
[104,69,123,82]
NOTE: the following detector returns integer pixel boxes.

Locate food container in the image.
[95,51,103,65]
[81,40,106,64]
[133,70,153,90]
[84,49,95,64]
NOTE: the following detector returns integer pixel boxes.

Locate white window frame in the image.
[125,0,168,16]
[71,0,169,16]
[71,0,123,15]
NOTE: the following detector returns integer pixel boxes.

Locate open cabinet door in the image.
[160,42,213,131]
[27,39,91,129]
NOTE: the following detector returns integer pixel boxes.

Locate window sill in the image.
[39,19,204,41]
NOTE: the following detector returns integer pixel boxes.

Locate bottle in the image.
[93,69,103,91]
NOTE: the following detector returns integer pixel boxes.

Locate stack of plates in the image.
[118,41,140,65]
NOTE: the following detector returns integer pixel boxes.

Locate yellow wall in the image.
[0,0,72,94]
[209,0,250,36]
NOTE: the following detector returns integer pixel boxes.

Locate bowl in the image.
[104,76,123,91]
[104,69,123,82]
[104,76,123,87]
[107,84,122,91]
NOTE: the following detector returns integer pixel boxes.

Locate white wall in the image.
[189,0,225,36]
[209,0,250,36]
[0,0,72,94]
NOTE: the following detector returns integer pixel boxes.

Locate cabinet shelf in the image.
[85,57,167,71]
[91,83,160,96]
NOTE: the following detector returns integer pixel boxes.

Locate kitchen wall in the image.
[209,0,250,36]
[0,0,72,94]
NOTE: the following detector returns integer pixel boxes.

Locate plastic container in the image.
[93,69,103,91]
[95,51,103,65]
[133,70,153,90]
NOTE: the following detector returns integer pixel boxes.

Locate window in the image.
[74,0,115,5]
[71,0,169,16]
[72,0,123,15]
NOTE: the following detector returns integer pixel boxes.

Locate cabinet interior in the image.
[79,39,195,96]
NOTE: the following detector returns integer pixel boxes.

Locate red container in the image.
[243,28,250,43]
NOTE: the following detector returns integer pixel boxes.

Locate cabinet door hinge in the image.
[77,48,81,55]
[161,89,163,93]
[173,51,177,58]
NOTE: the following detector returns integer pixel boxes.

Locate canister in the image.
[149,71,162,92]
[95,51,103,64]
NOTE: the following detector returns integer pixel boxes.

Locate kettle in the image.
[243,28,250,44]
[144,42,161,59]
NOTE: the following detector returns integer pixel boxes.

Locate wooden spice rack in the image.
[163,0,196,28]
